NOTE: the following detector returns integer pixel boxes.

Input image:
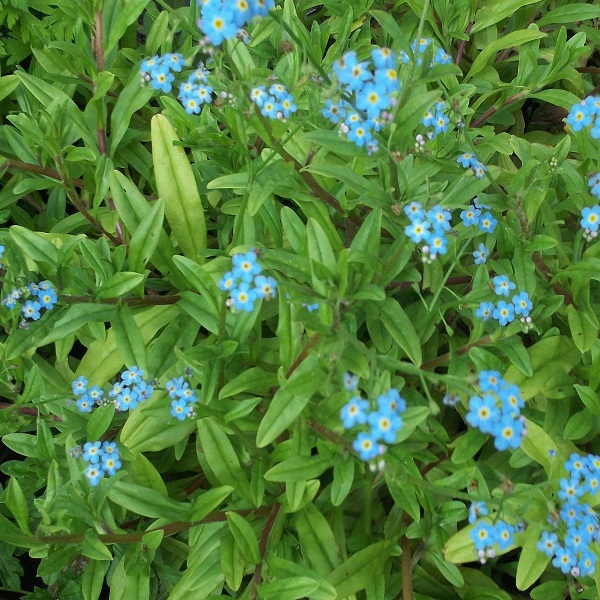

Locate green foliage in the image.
[1,0,600,598]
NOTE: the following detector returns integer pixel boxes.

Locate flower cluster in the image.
[420,99,451,139]
[140,53,185,93]
[197,0,274,47]
[71,367,154,413]
[167,372,199,421]
[399,37,453,67]
[178,65,213,114]
[460,196,498,234]
[537,453,600,577]
[566,96,600,138]
[340,375,407,464]
[465,370,527,451]
[2,280,58,322]
[326,48,401,154]
[470,514,518,563]
[72,441,122,487]
[457,153,488,179]
[250,83,297,120]
[581,174,600,241]
[403,201,452,262]
[218,250,277,312]
[475,276,533,329]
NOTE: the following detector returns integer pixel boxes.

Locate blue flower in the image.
[322,99,346,124]
[368,409,403,444]
[558,478,584,503]
[492,416,524,450]
[340,396,369,429]
[356,82,391,118]
[231,282,258,312]
[377,389,406,414]
[457,153,478,168]
[87,386,103,404]
[101,454,122,476]
[84,465,104,486]
[494,522,515,550]
[72,376,88,396]
[121,366,144,386]
[468,501,488,524]
[404,219,430,243]
[512,291,532,317]
[116,389,139,412]
[537,531,559,557]
[427,206,451,231]
[493,300,515,326]
[83,441,102,463]
[150,67,174,93]
[232,251,261,282]
[343,372,359,392]
[76,395,93,413]
[478,212,498,233]
[200,6,238,46]
[470,521,495,551]
[473,243,489,264]
[492,275,516,297]
[371,47,395,69]
[552,546,577,574]
[253,275,277,299]
[38,288,57,310]
[475,301,494,321]
[404,201,426,221]
[581,205,600,232]
[461,206,481,227]
[425,230,448,257]
[171,398,188,421]
[353,431,380,461]
[466,394,500,433]
[478,371,502,393]
[567,103,593,132]
[21,300,41,320]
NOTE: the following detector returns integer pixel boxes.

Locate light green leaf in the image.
[129,198,165,273]
[107,481,191,520]
[226,511,260,564]
[466,29,546,80]
[258,577,320,600]
[151,113,206,260]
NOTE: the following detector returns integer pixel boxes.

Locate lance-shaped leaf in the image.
[129,198,165,274]
[151,114,206,261]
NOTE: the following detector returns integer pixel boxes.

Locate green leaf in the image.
[86,404,116,441]
[172,255,222,315]
[120,411,193,456]
[0,75,20,102]
[496,338,533,377]
[378,298,422,365]
[326,541,392,597]
[471,0,541,33]
[256,359,324,447]
[97,272,145,298]
[258,577,320,600]
[268,555,337,600]
[82,530,113,561]
[466,28,546,80]
[220,531,244,591]
[331,455,354,506]
[111,305,148,371]
[107,481,191,520]
[129,199,165,273]
[105,0,151,54]
[10,226,59,267]
[574,384,600,416]
[226,511,260,564]
[6,477,31,535]
[197,418,252,501]
[191,486,233,521]
[427,550,465,587]
[151,114,206,261]
[516,525,549,591]
[537,4,600,26]
[265,455,331,483]
[295,504,341,576]
[82,560,108,600]
[519,419,557,475]
[218,367,278,399]
[451,429,488,464]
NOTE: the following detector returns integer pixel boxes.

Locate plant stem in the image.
[61,295,180,306]
[401,535,414,600]
[249,502,281,600]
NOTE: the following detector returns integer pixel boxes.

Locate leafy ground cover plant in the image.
[1,0,600,599]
